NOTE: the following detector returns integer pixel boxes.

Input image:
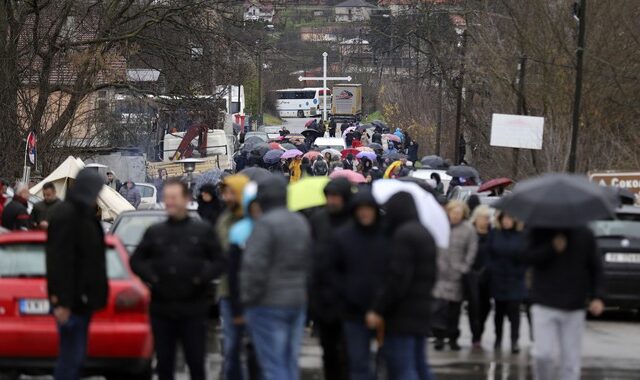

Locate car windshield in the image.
[0,244,127,279]
[591,220,640,239]
[137,185,155,198]
[112,214,167,248]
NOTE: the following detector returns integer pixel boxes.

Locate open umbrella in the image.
[341,148,360,159]
[263,149,284,165]
[288,176,330,211]
[194,169,224,193]
[321,148,342,159]
[495,173,617,228]
[269,142,285,151]
[285,134,305,143]
[305,119,317,128]
[251,143,270,157]
[301,129,323,138]
[420,155,446,169]
[478,177,513,193]
[384,161,403,179]
[447,165,480,179]
[282,149,304,159]
[383,134,401,143]
[343,126,357,135]
[356,151,377,161]
[371,120,387,130]
[240,167,273,182]
[281,143,296,150]
[357,123,372,132]
[356,146,374,152]
[368,143,383,150]
[383,151,403,162]
[303,151,321,160]
[372,179,450,248]
[329,169,366,184]
[612,187,636,205]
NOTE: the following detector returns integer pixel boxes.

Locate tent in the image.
[30,156,135,221]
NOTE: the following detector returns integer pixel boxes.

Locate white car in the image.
[409,169,452,193]
[314,137,346,151]
[135,183,158,205]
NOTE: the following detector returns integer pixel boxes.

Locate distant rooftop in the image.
[335,0,377,8]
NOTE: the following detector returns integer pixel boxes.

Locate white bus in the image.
[275,88,331,118]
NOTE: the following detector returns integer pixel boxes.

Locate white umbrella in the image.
[321,148,341,159]
[372,179,450,248]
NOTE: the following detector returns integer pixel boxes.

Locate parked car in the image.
[314,137,346,151]
[244,131,269,142]
[135,183,158,206]
[409,169,452,193]
[591,206,640,311]
[0,232,152,379]
[110,210,200,254]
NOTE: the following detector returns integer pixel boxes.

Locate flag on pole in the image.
[26,131,37,165]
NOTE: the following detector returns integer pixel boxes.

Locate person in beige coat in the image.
[432,201,478,351]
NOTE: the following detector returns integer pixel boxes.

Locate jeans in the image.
[531,305,585,380]
[343,321,374,380]
[494,300,521,347]
[151,314,208,380]
[383,334,434,380]
[220,298,245,380]
[245,306,306,380]
[54,313,91,380]
[317,320,348,380]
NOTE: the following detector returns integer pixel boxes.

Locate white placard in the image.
[490,113,544,150]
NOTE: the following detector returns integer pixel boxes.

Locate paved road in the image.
[16,311,639,380]
[282,116,318,134]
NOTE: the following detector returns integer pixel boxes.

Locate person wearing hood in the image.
[331,190,389,380]
[119,179,141,208]
[308,178,353,380]
[432,201,478,351]
[241,176,311,380]
[366,191,438,380]
[313,155,329,176]
[394,128,405,144]
[197,183,223,225]
[131,179,226,380]
[46,169,108,380]
[342,154,355,171]
[1,184,31,230]
[289,156,302,183]
[215,174,250,376]
[223,183,261,380]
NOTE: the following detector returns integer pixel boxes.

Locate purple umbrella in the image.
[263,149,284,165]
[356,151,377,161]
[282,149,303,159]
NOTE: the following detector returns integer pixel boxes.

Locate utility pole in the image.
[453,30,467,165]
[257,49,263,126]
[568,0,586,172]
[436,75,443,156]
[513,56,527,178]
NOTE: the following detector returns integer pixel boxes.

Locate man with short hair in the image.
[32,182,61,230]
[1,184,31,230]
[105,171,122,192]
[46,169,108,380]
[119,179,141,208]
[131,179,226,380]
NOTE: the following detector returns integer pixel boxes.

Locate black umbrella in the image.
[421,155,447,169]
[301,129,323,138]
[495,173,617,228]
[446,165,479,179]
[241,136,264,152]
[240,167,273,182]
[383,151,404,161]
[357,123,372,132]
[368,143,383,150]
[371,120,387,130]
[251,143,270,157]
[611,187,636,205]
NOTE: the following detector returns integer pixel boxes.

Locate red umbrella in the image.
[269,142,285,151]
[330,169,366,184]
[341,148,360,159]
[305,119,317,128]
[303,151,321,160]
[478,177,514,193]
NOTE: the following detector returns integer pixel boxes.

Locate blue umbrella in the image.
[194,169,224,193]
[263,149,284,165]
[356,151,377,161]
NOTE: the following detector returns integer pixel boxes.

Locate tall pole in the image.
[322,52,328,122]
[513,56,527,178]
[436,75,443,156]
[568,0,586,173]
[453,30,467,164]
[257,49,263,126]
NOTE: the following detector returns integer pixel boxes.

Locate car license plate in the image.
[19,299,50,315]
[605,253,640,264]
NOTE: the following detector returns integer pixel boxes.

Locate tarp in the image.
[30,156,135,221]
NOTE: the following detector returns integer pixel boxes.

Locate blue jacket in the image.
[487,229,527,301]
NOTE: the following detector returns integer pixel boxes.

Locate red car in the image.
[0,231,153,379]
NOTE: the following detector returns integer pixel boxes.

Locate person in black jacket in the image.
[521,226,604,380]
[130,179,226,380]
[332,190,389,380]
[487,211,526,353]
[197,183,223,225]
[46,168,108,380]
[366,191,437,380]
[1,184,31,230]
[308,178,353,380]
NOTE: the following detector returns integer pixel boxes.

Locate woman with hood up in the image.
[330,190,390,380]
[366,192,438,380]
[197,183,223,225]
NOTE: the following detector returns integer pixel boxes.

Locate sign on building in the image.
[490,113,544,150]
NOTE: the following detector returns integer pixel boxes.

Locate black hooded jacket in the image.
[197,183,223,225]
[308,178,353,322]
[331,190,390,321]
[46,169,108,314]
[373,191,437,335]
